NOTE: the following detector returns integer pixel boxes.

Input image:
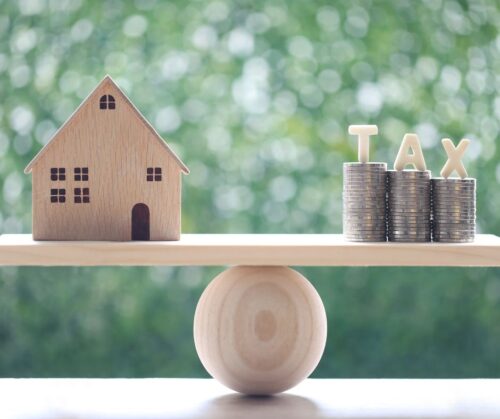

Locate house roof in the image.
[24,75,189,174]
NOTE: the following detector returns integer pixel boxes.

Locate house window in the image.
[50,188,66,203]
[147,167,162,182]
[99,95,115,110]
[74,188,90,204]
[74,167,89,181]
[50,168,66,181]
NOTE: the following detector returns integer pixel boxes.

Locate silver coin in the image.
[344,171,386,175]
[433,228,476,233]
[344,176,386,180]
[433,225,476,229]
[432,180,476,185]
[389,225,431,229]
[390,188,431,192]
[432,187,476,193]
[433,235,476,241]
[432,203,475,207]
[387,189,431,199]
[343,195,386,199]
[432,177,476,183]
[433,209,475,214]
[432,190,476,195]
[433,212,476,215]
[432,208,476,211]
[433,230,476,235]
[388,200,431,205]
[389,208,432,213]
[389,183,430,187]
[387,169,431,175]
[344,180,386,184]
[432,216,476,220]
[344,231,387,236]
[432,221,476,225]
[344,233,387,239]
[389,230,431,234]
[388,178,431,183]
[389,213,431,218]
[344,220,387,226]
[344,184,385,189]
[432,198,475,203]
[389,235,432,240]
[432,183,476,188]
[433,238,474,243]
[389,237,431,242]
[433,213,476,217]
[343,182,386,187]
[344,162,387,167]
[346,226,387,231]
[389,230,431,236]
[343,193,386,198]
[433,219,476,224]
[345,217,387,222]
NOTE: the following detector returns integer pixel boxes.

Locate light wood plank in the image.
[1,378,500,419]
[0,234,499,267]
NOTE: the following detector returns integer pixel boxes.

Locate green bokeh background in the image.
[0,0,499,377]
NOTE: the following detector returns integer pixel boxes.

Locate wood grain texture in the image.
[0,378,500,419]
[25,76,188,241]
[2,378,500,419]
[193,266,327,395]
[0,234,499,267]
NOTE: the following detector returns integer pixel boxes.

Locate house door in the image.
[131,203,150,240]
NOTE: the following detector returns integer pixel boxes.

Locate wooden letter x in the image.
[440,138,470,179]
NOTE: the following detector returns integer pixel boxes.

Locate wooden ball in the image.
[194,266,327,395]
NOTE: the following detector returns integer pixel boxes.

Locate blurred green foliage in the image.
[0,0,499,378]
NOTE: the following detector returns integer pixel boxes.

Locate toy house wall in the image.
[30,82,182,241]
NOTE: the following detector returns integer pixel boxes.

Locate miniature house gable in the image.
[25,76,189,241]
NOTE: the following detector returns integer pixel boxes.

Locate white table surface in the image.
[1,378,500,419]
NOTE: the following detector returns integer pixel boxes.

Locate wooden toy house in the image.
[24,75,189,241]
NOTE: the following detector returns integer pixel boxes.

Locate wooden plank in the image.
[0,234,499,267]
[1,378,500,418]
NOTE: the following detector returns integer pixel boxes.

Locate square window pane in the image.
[82,168,88,174]
[147,168,154,174]
[60,175,66,181]
[60,168,65,174]
[51,196,57,203]
[51,175,58,181]
[51,168,57,174]
[147,175,153,181]
[59,189,65,195]
[108,102,115,109]
[75,175,81,181]
[83,188,89,194]
[83,197,90,203]
[75,197,82,203]
[75,188,81,194]
[51,189,57,194]
[155,175,162,181]
[82,175,88,181]
[60,196,66,203]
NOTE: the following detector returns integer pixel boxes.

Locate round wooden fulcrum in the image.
[193,266,327,395]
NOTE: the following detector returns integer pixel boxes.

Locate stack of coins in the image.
[343,162,387,242]
[387,170,432,242]
[431,178,476,242]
